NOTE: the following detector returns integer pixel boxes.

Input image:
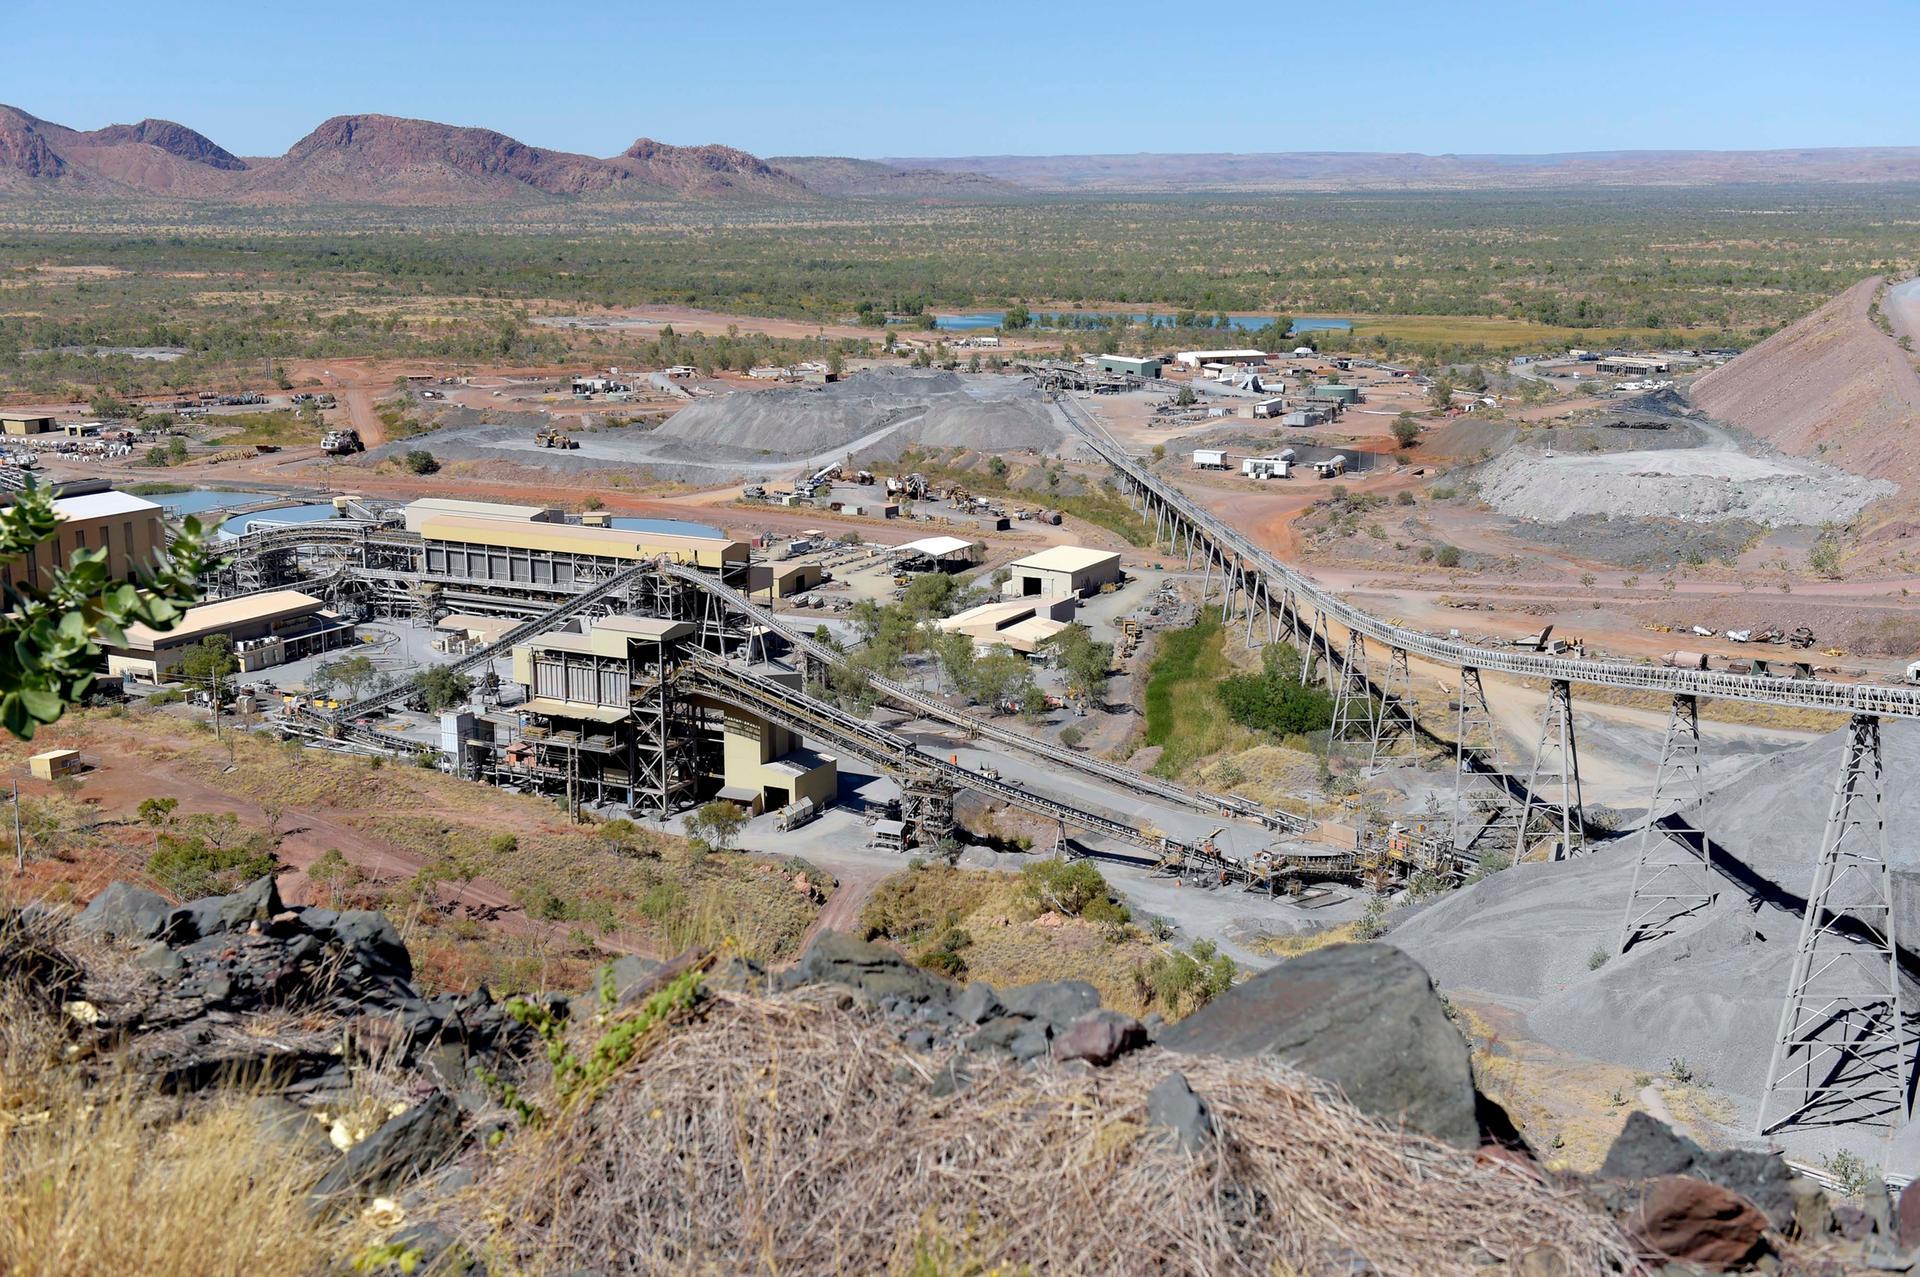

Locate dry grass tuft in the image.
[0,921,362,1277]
[476,987,1636,1276]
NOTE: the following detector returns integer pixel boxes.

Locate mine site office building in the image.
[105,589,354,683]
[1003,545,1123,600]
[1192,449,1229,469]
[0,490,166,593]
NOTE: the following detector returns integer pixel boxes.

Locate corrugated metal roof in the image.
[54,491,163,522]
[1008,545,1122,575]
[419,513,745,562]
[121,589,323,648]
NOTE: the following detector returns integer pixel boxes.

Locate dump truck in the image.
[320,428,363,455]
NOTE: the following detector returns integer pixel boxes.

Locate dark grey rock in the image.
[966,1016,1028,1055]
[296,906,340,933]
[1001,980,1100,1029]
[786,930,953,1005]
[214,875,283,931]
[333,910,413,980]
[312,1092,463,1201]
[952,982,1003,1025]
[709,955,770,995]
[382,1221,484,1276]
[585,954,664,1010]
[134,939,186,978]
[1054,1010,1147,1067]
[75,881,173,941]
[248,1095,332,1158]
[1008,1024,1052,1063]
[1600,1110,1797,1230]
[1147,1071,1214,1153]
[930,1058,972,1098]
[902,1028,936,1052]
[1158,942,1479,1148]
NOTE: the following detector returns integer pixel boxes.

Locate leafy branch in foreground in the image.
[0,483,220,738]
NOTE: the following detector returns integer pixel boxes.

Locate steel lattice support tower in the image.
[1302,606,1335,688]
[1756,714,1910,1135]
[1617,694,1717,954]
[1513,678,1584,860]
[1328,629,1375,743]
[1450,665,1504,850]
[1368,645,1417,772]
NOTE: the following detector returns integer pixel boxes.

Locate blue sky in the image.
[13,0,1917,158]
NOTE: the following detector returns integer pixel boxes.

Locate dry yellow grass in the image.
[0,925,364,1277]
[1261,919,1364,959]
[861,865,1187,1019]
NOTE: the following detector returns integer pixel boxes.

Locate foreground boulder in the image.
[75,881,174,941]
[1600,1110,1797,1231]
[1158,942,1479,1148]
[783,930,953,1005]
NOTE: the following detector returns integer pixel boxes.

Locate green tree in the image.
[1002,303,1031,331]
[403,449,439,475]
[411,665,474,711]
[1047,625,1114,702]
[314,653,377,700]
[175,635,237,693]
[1215,643,1334,736]
[0,484,216,739]
[900,571,959,621]
[968,644,1034,711]
[1174,385,1196,407]
[928,628,978,694]
[685,799,746,852]
[1391,413,1421,449]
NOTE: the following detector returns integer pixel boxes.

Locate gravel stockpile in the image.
[1474,444,1894,528]
[361,370,1062,481]
[656,368,1062,461]
[1513,513,1763,568]
[1394,716,1920,1113]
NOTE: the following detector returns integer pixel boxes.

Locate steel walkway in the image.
[1056,394,1920,719]
[337,560,660,719]
[657,562,1308,834]
[684,653,1243,870]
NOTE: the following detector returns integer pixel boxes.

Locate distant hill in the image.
[0,105,810,205]
[768,156,1028,201]
[883,147,1920,192]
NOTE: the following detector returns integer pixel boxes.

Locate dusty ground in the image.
[1,708,826,991]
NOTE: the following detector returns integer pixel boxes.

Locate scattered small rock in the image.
[1054,1010,1147,1067]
